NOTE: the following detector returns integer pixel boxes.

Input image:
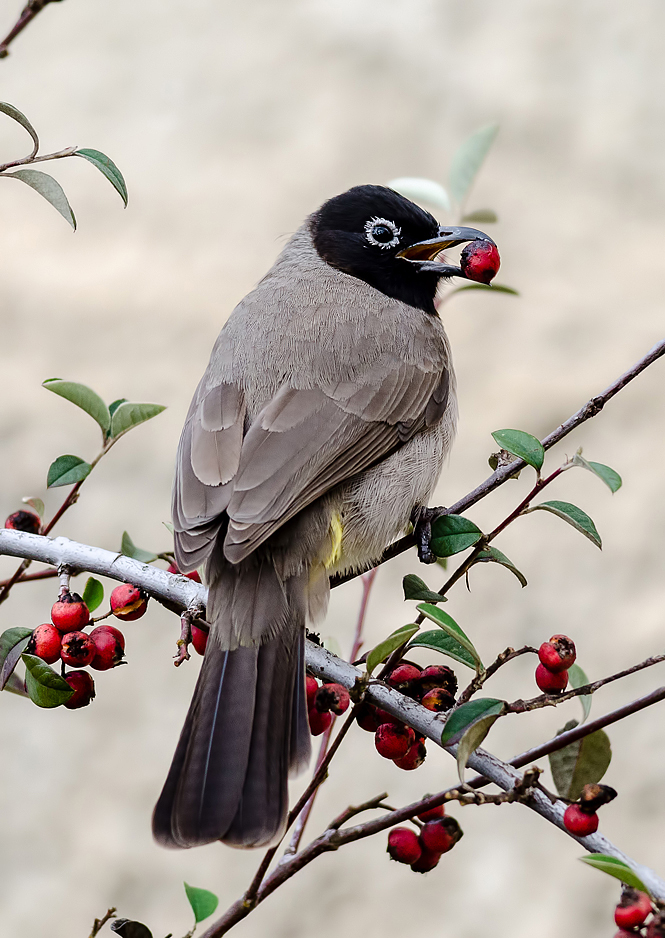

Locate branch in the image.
[0,0,64,60]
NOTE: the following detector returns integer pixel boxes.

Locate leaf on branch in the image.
[491,428,544,471]
[0,102,39,157]
[440,697,505,747]
[386,177,451,212]
[461,208,498,223]
[22,653,73,708]
[402,574,446,603]
[579,854,649,895]
[448,123,499,206]
[416,604,483,671]
[21,496,44,518]
[524,500,602,549]
[472,547,527,587]
[549,719,611,801]
[82,576,104,613]
[407,628,477,670]
[120,531,159,564]
[568,663,592,722]
[430,514,483,558]
[3,672,29,698]
[571,453,622,493]
[110,401,166,438]
[455,705,504,781]
[47,455,92,488]
[365,624,419,676]
[448,283,519,297]
[184,882,219,924]
[0,627,32,689]
[4,169,76,229]
[74,149,128,206]
[43,378,111,434]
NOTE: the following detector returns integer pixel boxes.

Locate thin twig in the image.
[0,566,59,588]
[87,907,116,938]
[0,145,78,174]
[457,645,538,705]
[0,0,64,60]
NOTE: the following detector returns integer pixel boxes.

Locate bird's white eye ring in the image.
[364,217,401,250]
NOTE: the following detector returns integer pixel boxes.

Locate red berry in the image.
[308,708,332,736]
[421,687,455,712]
[387,827,422,865]
[460,240,500,284]
[60,631,96,668]
[89,625,125,671]
[110,583,148,621]
[535,663,568,693]
[614,890,652,928]
[51,592,90,632]
[167,562,201,583]
[410,847,442,873]
[306,675,318,708]
[63,670,95,709]
[355,702,381,733]
[4,510,40,534]
[418,665,458,696]
[419,816,463,854]
[538,634,576,673]
[90,624,125,649]
[374,708,401,726]
[27,623,62,664]
[375,723,414,760]
[393,737,427,770]
[314,683,350,715]
[417,803,445,822]
[191,625,208,656]
[563,804,598,836]
[387,663,422,697]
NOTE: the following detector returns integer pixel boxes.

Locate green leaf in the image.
[47,455,92,488]
[402,574,446,603]
[22,653,73,708]
[549,719,611,801]
[441,697,505,746]
[74,149,128,207]
[579,855,649,894]
[3,672,29,697]
[568,664,592,722]
[43,379,111,433]
[0,627,33,689]
[365,625,419,676]
[0,102,39,157]
[491,429,544,471]
[82,576,104,613]
[110,401,166,438]
[448,123,499,206]
[387,177,451,212]
[184,882,219,923]
[121,531,159,564]
[430,514,483,558]
[407,629,477,670]
[162,521,175,536]
[571,453,622,494]
[4,170,76,229]
[461,208,498,223]
[525,500,602,549]
[456,708,503,781]
[473,547,527,588]
[21,496,44,518]
[416,604,482,670]
[449,283,519,297]
[108,398,128,416]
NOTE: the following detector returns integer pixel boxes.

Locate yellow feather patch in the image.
[323,513,344,569]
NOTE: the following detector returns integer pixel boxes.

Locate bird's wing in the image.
[223,361,450,562]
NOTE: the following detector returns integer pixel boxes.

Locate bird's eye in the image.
[364,217,401,250]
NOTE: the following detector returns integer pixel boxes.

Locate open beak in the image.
[397,225,495,276]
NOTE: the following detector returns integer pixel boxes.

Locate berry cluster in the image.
[562,783,617,837]
[613,887,658,936]
[535,633,576,694]
[306,675,350,735]
[356,662,457,771]
[387,804,463,874]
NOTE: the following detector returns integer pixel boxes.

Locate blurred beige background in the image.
[1,1,665,936]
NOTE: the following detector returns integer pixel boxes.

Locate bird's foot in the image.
[411,505,446,564]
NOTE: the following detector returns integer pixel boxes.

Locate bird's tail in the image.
[152,560,311,849]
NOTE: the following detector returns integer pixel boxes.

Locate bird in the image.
[152,184,494,849]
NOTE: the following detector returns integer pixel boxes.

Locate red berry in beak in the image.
[535,663,568,693]
[393,737,427,770]
[421,687,455,712]
[410,847,442,873]
[89,625,126,670]
[110,583,148,621]
[60,631,96,668]
[167,562,201,583]
[4,510,40,534]
[375,723,414,760]
[27,623,62,664]
[308,708,333,736]
[314,683,350,715]
[460,240,500,284]
[419,816,463,853]
[51,592,90,632]
[387,827,422,865]
[563,804,598,836]
[538,634,576,672]
[614,889,652,928]
[190,625,208,656]
[63,670,95,709]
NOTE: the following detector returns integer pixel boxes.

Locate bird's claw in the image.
[411,506,446,564]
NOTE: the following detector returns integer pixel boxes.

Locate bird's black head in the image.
[310,184,494,314]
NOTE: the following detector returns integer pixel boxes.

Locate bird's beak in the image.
[397,225,495,262]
